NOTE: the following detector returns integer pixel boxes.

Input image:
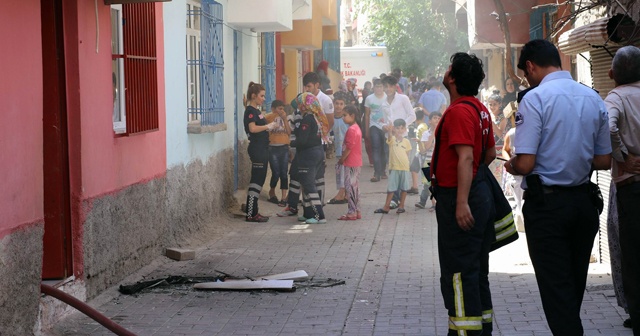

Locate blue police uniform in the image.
[514,70,611,335]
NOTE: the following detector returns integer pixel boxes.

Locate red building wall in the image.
[0,0,44,239]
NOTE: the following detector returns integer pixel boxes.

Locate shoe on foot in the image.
[297,216,308,222]
[623,318,632,328]
[246,214,269,222]
[381,174,388,179]
[407,188,419,194]
[415,203,425,209]
[370,176,380,182]
[305,218,327,224]
[396,208,406,214]
[276,207,298,217]
[389,200,398,209]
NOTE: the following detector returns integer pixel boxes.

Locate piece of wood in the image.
[224,270,309,282]
[194,280,294,290]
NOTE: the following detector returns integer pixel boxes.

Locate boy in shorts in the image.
[374,119,412,214]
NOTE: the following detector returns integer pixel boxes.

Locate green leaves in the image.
[357,0,468,78]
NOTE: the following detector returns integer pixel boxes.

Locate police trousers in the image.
[435,179,495,336]
[246,143,269,218]
[297,145,325,220]
[523,186,599,336]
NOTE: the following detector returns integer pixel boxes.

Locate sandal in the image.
[277,199,287,207]
[370,177,380,182]
[267,196,279,204]
[328,198,348,204]
[338,214,358,220]
[396,208,406,214]
[374,208,389,214]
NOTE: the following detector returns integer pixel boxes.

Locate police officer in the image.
[505,39,611,335]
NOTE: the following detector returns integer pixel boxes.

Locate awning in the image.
[558,14,634,55]
[558,14,636,98]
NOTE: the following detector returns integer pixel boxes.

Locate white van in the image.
[340,46,391,94]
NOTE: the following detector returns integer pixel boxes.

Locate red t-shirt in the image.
[431,97,494,187]
[343,123,363,167]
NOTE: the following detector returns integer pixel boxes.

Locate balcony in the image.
[227,0,293,32]
[281,0,323,49]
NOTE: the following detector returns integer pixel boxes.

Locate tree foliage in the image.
[356,0,468,78]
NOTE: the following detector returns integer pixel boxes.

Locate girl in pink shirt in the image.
[338,105,363,220]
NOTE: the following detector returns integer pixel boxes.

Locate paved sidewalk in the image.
[49,158,631,336]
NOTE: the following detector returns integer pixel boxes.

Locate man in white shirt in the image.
[382,76,415,135]
[382,75,416,206]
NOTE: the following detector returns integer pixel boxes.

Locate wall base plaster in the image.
[82,147,249,300]
[0,224,44,336]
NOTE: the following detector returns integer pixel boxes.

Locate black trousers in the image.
[287,154,300,210]
[435,179,495,336]
[617,181,640,336]
[297,145,325,220]
[523,187,599,336]
[246,143,269,218]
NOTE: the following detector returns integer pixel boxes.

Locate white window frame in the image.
[111,4,126,134]
[186,0,202,122]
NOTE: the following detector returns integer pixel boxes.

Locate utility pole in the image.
[492,0,527,87]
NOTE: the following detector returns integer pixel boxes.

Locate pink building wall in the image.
[71,2,167,200]
[0,0,44,239]
[63,2,166,276]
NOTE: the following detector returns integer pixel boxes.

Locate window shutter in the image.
[123,3,159,134]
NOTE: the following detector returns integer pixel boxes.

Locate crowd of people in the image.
[242,41,640,336]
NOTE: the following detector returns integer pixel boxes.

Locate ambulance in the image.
[340,46,391,94]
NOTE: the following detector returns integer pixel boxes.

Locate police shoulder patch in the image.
[248,114,254,119]
[515,112,524,126]
[301,124,308,130]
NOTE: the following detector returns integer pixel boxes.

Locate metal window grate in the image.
[122,3,159,134]
[323,40,341,73]
[260,32,276,112]
[187,0,224,125]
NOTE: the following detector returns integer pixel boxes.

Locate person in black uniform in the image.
[243,82,277,222]
[293,92,327,224]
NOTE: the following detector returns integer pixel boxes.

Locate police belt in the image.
[540,183,590,194]
[615,175,640,188]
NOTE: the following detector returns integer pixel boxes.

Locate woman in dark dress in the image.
[243,82,276,222]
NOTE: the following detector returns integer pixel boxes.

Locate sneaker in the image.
[276,207,298,217]
[297,216,308,222]
[389,200,398,209]
[415,203,425,209]
[305,218,327,224]
[407,188,419,194]
[246,214,269,222]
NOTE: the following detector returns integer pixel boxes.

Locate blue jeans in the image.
[370,126,388,178]
[269,145,289,190]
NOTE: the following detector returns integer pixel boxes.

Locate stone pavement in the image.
[48,157,631,336]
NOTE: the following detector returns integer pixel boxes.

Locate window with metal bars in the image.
[260,32,276,112]
[110,3,159,135]
[187,0,224,126]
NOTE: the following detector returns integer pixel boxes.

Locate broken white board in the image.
[194,280,294,290]
[224,270,309,282]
